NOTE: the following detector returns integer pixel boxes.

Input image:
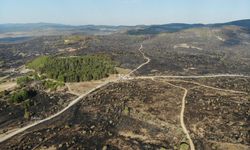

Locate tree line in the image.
[27,55,117,82]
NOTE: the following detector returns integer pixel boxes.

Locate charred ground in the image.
[0,22,250,150]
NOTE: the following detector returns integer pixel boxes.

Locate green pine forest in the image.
[27,55,117,82]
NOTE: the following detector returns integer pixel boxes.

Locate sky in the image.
[0,0,250,25]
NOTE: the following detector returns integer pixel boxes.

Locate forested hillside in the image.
[27,55,117,82]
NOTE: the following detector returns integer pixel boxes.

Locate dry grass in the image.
[66,74,119,95]
[0,82,17,92]
[65,67,131,96]
[115,67,132,74]
[174,43,203,50]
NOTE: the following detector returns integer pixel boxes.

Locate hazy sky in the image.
[0,0,250,25]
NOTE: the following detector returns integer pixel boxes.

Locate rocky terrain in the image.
[0,89,76,136]
[138,27,250,76]
[0,20,250,150]
[0,77,249,149]
[0,79,187,149]
[160,77,250,150]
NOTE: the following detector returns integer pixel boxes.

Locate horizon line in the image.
[1,18,249,27]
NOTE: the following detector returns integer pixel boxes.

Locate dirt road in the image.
[0,43,146,143]
[1,42,249,149]
[127,44,151,76]
[165,82,195,150]
[136,74,249,79]
[0,80,115,143]
[163,79,247,94]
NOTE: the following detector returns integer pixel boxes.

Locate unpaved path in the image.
[1,42,249,149]
[0,80,115,143]
[164,82,195,150]
[0,44,145,143]
[136,74,249,79]
[127,44,151,76]
[163,79,247,94]
[149,75,249,150]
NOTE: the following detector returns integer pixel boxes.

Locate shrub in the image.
[23,100,31,119]
[16,76,33,87]
[43,80,64,91]
[10,89,37,103]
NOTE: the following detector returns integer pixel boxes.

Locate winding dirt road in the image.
[165,82,195,150]
[127,44,151,76]
[0,44,147,143]
[1,42,249,150]
[0,80,115,143]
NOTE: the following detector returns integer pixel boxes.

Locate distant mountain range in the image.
[0,23,135,38]
[0,19,249,37]
[127,19,250,35]
[210,19,250,28]
[0,23,134,33]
